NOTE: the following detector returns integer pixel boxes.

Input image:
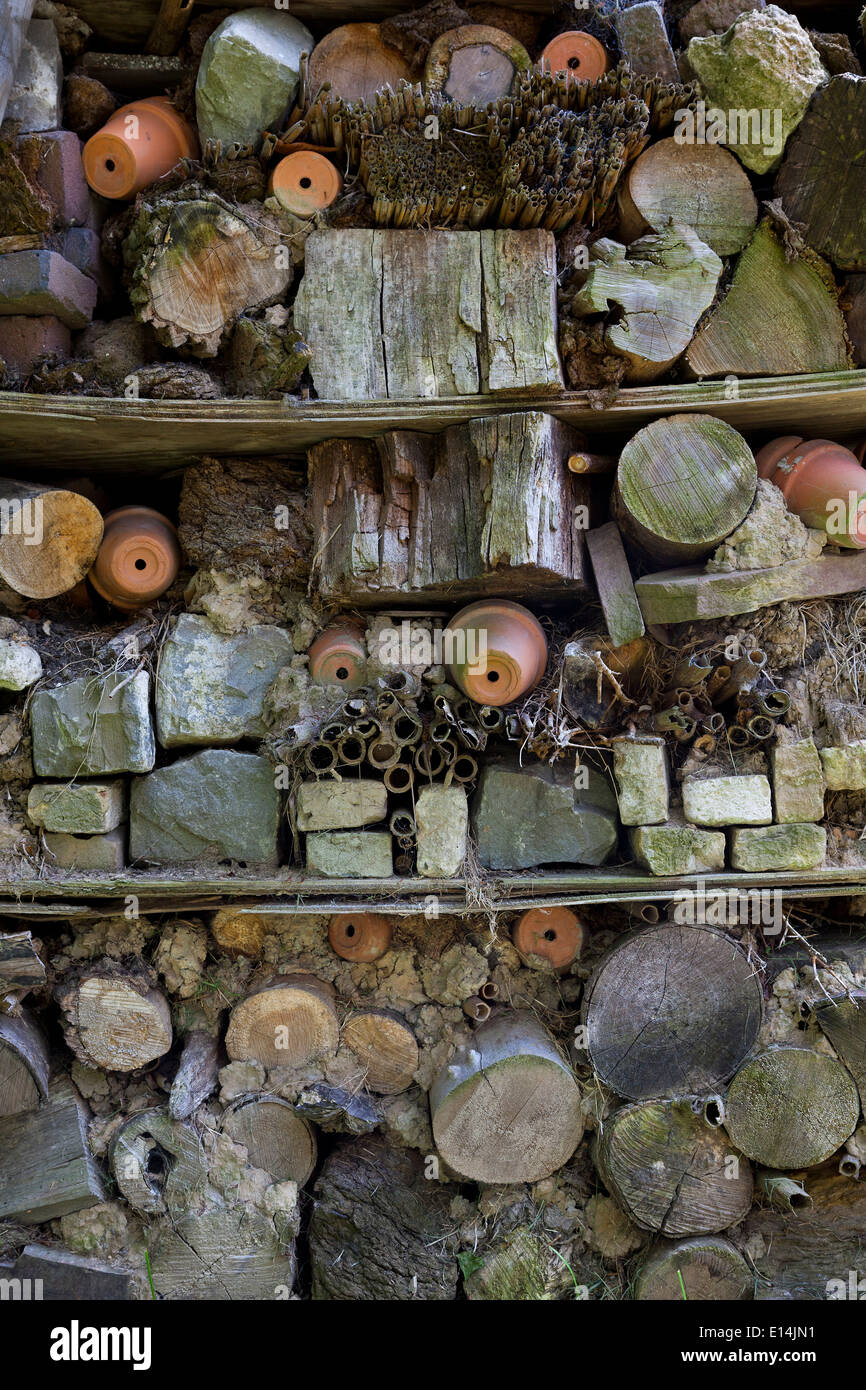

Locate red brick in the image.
[0,314,70,374]
[17,130,92,227]
[0,249,97,328]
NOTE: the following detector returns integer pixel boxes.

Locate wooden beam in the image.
[1,372,866,470]
[0,1243,131,1299]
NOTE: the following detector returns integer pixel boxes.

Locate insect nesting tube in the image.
[384,762,414,795]
[337,733,366,766]
[305,741,338,774]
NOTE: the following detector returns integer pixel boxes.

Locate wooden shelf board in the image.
[0,866,864,914]
[2,371,865,470]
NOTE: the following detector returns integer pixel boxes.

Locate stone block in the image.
[296,779,387,832]
[416,785,468,878]
[682,774,772,827]
[305,831,393,878]
[0,314,70,375]
[44,828,125,871]
[0,250,97,328]
[471,760,618,870]
[31,672,155,777]
[612,737,669,826]
[7,20,62,132]
[129,750,280,867]
[820,742,866,791]
[729,823,827,871]
[28,780,126,834]
[771,738,825,822]
[630,818,726,875]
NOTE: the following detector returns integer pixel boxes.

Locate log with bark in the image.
[613,414,757,565]
[634,1237,752,1301]
[0,1009,49,1118]
[775,74,866,273]
[0,479,104,599]
[743,1165,866,1299]
[596,1098,754,1236]
[583,924,764,1100]
[617,137,758,255]
[110,1107,206,1215]
[567,224,723,383]
[124,188,293,357]
[308,412,590,605]
[225,974,339,1070]
[429,1011,584,1183]
[222,1096,317,1185]
[341,1008,419,1095]
[684,218,850,379]
[55,964,173,1072]
[725,1046,860,1170]
[309,1133,459,1300]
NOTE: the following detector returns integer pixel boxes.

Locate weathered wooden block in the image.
[308,413,589,605]
[0,1243,131,1299]
[294,229,562,400]
[0,1078,104,1222]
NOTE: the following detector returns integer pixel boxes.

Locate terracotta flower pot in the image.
[308,621,367,689]
[88,507,182,610]
[512,907,584,970]
[328,912,392,963]
[445,600,547,707]
[83,97,199,200]
[270,150,342,217]
[756,436,866,548]
[539,31,608,83]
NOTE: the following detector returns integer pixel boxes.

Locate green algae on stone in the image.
[687,5,826,174]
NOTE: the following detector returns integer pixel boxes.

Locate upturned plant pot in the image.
[308,621,367,689]
[328,912,392,963]
[756,436,866,548]
[83,97,199,200]
[88,507,182,610]
[539,31,608,82]
[270,150,342,217]
[445,599,547,707]
[513,907,584,970]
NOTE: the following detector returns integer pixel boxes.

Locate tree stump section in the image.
[222,1096,317,1185]
[684,220,850,379]
[776,75,866,273]
[309,1133,458,1300]
[0,1078,104,1222]
[613,414,757,565]
[308,413,590,605]
[583,924,763,1100]
[569,225,723,383]
[617,138,758,255]
[342,1008,419,1094]
[429,1012,583,1183]
[0,1010,49,1118]
[110,1107,206,1216]
[596,1099,754,1236]
[225,975,339,1069]
[424,24,530,105]
[634,1238,752,1301]
[307,23,414,102]
[124,191,292,357]
[0,480,104,599]
[814,991,866,1109]
[725,1047,860,1170]
[56,969,173,1072]
[149,1202,295,1300]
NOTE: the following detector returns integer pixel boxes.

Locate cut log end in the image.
[342,1008,419,1094]
[225,974,339,1069]
[725,1047,860,1170]
[59,972,173,1073]
[222,1096,317,1185]
[635,1238,753,1301]
[0,487,104,599]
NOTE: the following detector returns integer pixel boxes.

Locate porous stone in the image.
[155,613,294,748]
[630,818,726,875]
[680,0,765,43]
[730,823,827,872]
[44,828,125,871]
[31,672,155,777]
[687,5,826,174]
[471,761,618,870]
[296,780,387,832]
[614,2,678,82]
[305,832,393,878]
[612,737,669,826]
[820,742,866,791]
[129,750,280,867]
[7,19,62,132]
[0,250,97,329]
[195,9,314,151]
[28,780,126,834]
[416,785,468,878]
[771,738,825,822]
[706,478,824,573]
[0,637,42,690]
[682,774,772,827]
